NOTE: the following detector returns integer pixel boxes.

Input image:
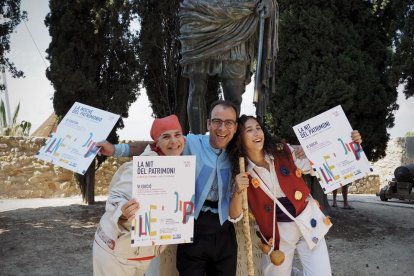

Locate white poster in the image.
[131,156,196,247]
[36,102,119,175]
[293,105,372,193]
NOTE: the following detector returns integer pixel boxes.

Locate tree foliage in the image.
[267,0,399,161]
[45,0,141,203]
[134,0,181,117]
[45,0,140,143]
[0,0,26,90]
[385,0,414,98]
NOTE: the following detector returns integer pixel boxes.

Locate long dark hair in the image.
[227,115,289,184]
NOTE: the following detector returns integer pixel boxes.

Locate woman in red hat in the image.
[93,115,185,276]
[228,115,362,276]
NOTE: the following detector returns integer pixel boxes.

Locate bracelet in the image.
[114,144,130,157]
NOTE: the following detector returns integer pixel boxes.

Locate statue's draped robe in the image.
[179,0,279,115]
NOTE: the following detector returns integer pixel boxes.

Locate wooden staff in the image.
[239,157,255,276]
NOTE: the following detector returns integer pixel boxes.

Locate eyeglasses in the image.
[210,118,236,129]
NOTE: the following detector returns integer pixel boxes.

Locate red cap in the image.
[150,115,182,142]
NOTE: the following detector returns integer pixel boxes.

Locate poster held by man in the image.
[36,102,119,175]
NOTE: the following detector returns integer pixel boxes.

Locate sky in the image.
[2,0,413,141]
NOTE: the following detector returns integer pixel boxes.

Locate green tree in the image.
[45,0,141,203]
[385,0,414,98]
[0,100,31,136]
[134,0,181,117]
[267,0,398,161]
[0,0,26,90]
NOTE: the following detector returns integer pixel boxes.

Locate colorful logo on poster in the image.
[174,192,195,224]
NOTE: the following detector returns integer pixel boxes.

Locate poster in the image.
[36,102,119,175]
[293,105,372,193]
[131,156,196,247]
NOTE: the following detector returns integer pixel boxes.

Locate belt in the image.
[203,200,218,209]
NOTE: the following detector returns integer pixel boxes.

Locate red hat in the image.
[150,115,182,142]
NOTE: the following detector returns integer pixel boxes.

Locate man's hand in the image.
[292,145,306,159]
[96,141,115,157]
[351,130,362,144]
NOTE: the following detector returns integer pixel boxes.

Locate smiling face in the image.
[241,118,265,154]
[207,104,238,149]
[155,130,185,156]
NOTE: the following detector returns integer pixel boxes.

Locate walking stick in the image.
[239,157,255,276]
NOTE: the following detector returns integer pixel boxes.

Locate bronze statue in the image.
[179,0,279,134]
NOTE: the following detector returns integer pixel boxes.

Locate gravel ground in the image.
[0,195,413,276]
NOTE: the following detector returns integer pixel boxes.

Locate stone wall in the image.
[348,175,380,194]
[0,136,129,199]
[0,137,412,198]
[372,137,414,188]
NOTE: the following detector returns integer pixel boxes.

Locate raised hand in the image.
[351,130,362,144]
[96,141,115,156]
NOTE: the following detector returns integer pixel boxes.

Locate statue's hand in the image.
[256,0,273,18]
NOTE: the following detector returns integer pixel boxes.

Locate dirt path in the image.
[0,196,413,276]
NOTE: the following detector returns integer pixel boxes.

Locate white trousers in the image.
[262,221,332,276]
[93,239,156,276]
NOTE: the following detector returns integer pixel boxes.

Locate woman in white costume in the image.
[93,115,185,276]
[229,115,362,276]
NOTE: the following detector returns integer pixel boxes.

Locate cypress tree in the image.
[268,0,398,161]
[45,0,140,203]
